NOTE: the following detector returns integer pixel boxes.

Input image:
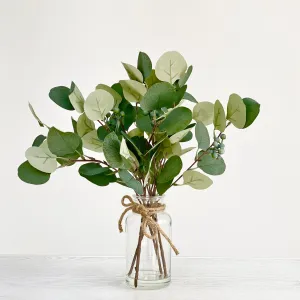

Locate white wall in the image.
[0,0,299,258]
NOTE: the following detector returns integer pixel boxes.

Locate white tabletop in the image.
[0,256,300,300]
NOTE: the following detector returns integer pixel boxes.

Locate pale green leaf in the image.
[155,51,187,84]
[183,170,213,190]
[25,146,57,173]
[28,103,45,127]
[122,62,143,82]
[119,80,147,102]
[119,169,143,195]
[181,146,196,156]
[69,82,84,113]
[193,101,214,125]
[178,65,193,87]
[197,151,226,175]
[169,128,191,144]
[128,128,144,138]
[195,122,210,150]
[82,130,103,153]
[95,84,122,108]
[213,100,226,132]
[84,89,114,121]
[77,113,95,137]
[226,93,246,129]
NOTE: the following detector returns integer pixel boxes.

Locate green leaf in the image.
[69,82,84,113]
[128,128,143,138]
[195,122,210,150]
[111,83,124,98]
[183,92,198,103]
[25,146,57,173]
[79,164,116,186]
[155,51,187,84]
[47,127,82,157]
[119,169,143,195]
[169,128,191,144]
[193,101,214,125]
[82,130,103,152]
[18,161,50,185]
[122,62,143,83]
[242,98,260,128]
[95,84,122,108]
[32,135,46,147]
[136,108,152,132]
[71,117,78,134]
[145,69,161,88]
[49,86,74,110]
[121,132,144,157]
[28,103,45,127]
[138,52,152,80]
[183,170,213,190]
[103,132,124,168]
[213,100,226,132]
[157,180,173,195]
[180,131,193,142]
[79,163,110,176]
[140,82,185,112]
[226,93,246,129]
[197,151,226,175]
[118,99,136,130]
[84,89,114,121]
[157,155,182,183]
[178,65,193,87]
[97,126,109,141]
[159,107,192,135]
[119,80,147,102]
[76,113,95,137]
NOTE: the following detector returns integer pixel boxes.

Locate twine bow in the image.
[118,195,179,255]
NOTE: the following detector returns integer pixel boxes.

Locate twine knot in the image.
[118,195,179,255]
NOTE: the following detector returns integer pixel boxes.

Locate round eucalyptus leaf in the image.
[97,126,109,141]
[118,99,136,130]
[183,170,213,190]
[32,135,46,147]
[178,65,193,87]
[77,113,95,137]
[157,155,182,183]
[18,161,50,185]
[157,180,173,195]
[79,163,110,176]
[145,69,161,88]
[82,130,103,153]
[103,132,124,168]
[95,84,122,108]
[49,86,74,110]
[25,146,57,173]
[198,151,226,175]
[155,51,187,84]
[195,122,210,150]
[138,52,152,80]
[69,82,84,113]
[193,101,214,125]
[226,93,246,129]
[84,89,114,121]
[119,169,143,195]
[119,80,147,102]
[159,107,192,135]
[242,98,260,128]
[214,100,226,132]
[122,62,143,82]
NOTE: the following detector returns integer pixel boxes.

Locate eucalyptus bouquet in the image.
[18,51,260,288]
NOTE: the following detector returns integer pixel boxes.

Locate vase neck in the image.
[133,195,165,205]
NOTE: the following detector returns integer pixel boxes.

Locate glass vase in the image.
[125,195,172,289]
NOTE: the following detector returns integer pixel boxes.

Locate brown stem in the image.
[149,225,163,275]
[157,231,167,278]
[134,220,144,288]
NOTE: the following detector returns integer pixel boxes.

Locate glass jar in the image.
[125,195,172,289]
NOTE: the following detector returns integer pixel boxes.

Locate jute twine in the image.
[118,195,179,255]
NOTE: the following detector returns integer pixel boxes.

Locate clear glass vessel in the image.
[125,195,172,289]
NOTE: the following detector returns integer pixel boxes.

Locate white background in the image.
[0,0,299,258]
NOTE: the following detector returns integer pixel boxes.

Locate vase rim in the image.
[133,194,165,203]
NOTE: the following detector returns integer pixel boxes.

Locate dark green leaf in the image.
[119,99,136,130]
[137,52,152,80]
[127,136,151,156]
[18,161,50,185]
[103,132,124,168]
[121,132,144,157]
[32,135,46,147]
[71,117,78,134]
[145,70,161,88]
[49,86,74,110]
[119,169,143,194]
[157,180,173,195]
[97,126,109,141]
[157,155,182,183]
[195,122,210,150]
[136,108,152,132]
[111,83,124,98]
[242,98,260,128]
[159,107,192,135]
[79,163,110,176]
[180,131,193,142]
[183,92,198,103]
[47,127,82,157]
[197,151,226,175]
[178,65,193,87]
[80,172,116,186]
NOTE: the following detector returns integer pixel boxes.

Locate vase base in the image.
[126,270,171,289]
